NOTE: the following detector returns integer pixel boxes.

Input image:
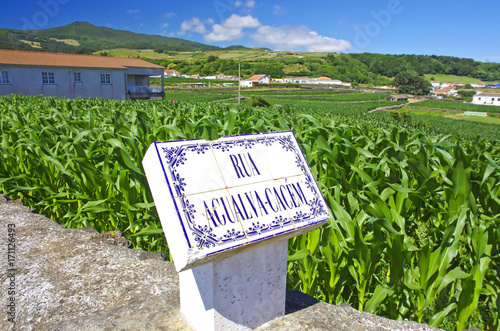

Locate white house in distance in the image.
[470,82,486,88]
[164,69,180,78]
[442,82,465,88]
[282,76,352,87]
[0,49,165,100]
[240,74,271,87]
[472,92,500,106]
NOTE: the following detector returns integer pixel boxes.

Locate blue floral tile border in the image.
[151,131,329,257]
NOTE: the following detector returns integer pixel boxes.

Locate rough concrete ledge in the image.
[0,195,442,330]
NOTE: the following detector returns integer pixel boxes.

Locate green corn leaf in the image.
[287,249,311,262]
[364,285,393,314]
[428,302,457,327]
[130,224,164,236]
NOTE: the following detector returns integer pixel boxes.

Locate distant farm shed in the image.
[386,94,408,101]
[0,49,165,100]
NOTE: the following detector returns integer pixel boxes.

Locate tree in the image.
[393,72,431,95]
[413,76,432,95]
[457,90,475,98]
[325,53,336,63]
[207,55,218,63]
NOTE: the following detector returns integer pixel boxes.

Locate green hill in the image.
[0,21,228,54]
[1,21,499,85]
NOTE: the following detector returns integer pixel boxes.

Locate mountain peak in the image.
[69,21,94,27]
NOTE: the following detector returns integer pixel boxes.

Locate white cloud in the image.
[252,25,352,52]
[126,9,140,14]
[204,14,261,42]
[161,23,169,28]
[235,0,255,8]
[179,17,209,35]
[273,5,285,15]
[164,12,176,18]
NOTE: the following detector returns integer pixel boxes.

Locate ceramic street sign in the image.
[143,131,329,271]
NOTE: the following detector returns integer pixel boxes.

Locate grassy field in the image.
[93,48,330,62]
[49,38,80,46]
[395,107,500,125]
[424,73,498,85]
[448,113,500,124]
[162,89,500,129]
[409,100,500,113]
[20,40,41,48]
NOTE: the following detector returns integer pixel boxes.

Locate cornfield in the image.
[0,94,498,330]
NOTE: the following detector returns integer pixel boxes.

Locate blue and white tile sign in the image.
[143,131,329,271]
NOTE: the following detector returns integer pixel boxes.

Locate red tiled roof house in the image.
[239,74,271,87]
[164,69,180,78]
[0,49,165,100]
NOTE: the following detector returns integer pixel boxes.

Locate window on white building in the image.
[42,72,55,84]
[74,72,81,82]
[0,71,10,84]
[100,73,111,84]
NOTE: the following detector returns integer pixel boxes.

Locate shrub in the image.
[249,95,272,107]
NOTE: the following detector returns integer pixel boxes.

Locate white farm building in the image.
[472,93,500,106]
[240,74,271,87]
[0,49,165,100]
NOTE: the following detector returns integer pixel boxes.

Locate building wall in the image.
[240,80,253,87]
[472,95,500,106]
[0,66,127,99]
[258,76,271,84]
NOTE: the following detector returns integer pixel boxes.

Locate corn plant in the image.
[1,94,499,330]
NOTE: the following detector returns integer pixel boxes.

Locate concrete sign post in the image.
[143,131,329,330]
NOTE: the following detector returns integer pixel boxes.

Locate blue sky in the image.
[3,0,500,62]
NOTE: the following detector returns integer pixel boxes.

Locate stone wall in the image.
[0,195,443,330]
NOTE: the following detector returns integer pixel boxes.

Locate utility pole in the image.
[238,61,241,107]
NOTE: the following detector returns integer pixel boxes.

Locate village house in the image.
[316,77,343,85]
[200,74,239,80]
[442,82,465,88]
[180,82,204,88]
[164,69,180,78]
[472,92,500,106]
[281,76,352,87]
[221,75,239,80]
[470,82,486,88]
[240,74,271,87]
[433,86,457,96]
[282,77,311,84]
[386,94,409,101]
[0,49,165,100]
